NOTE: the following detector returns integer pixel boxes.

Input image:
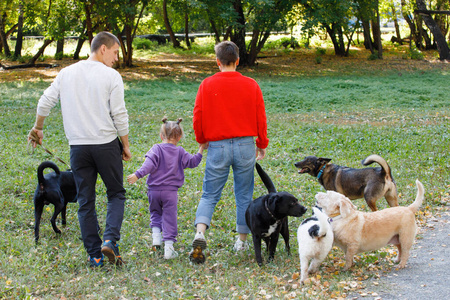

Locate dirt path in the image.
[348,208,450,299]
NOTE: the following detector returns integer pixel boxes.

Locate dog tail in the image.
[255,162,277,193]
[312,207,329,238]
[409,180,424,213]
[361,154,394,182]
[37,161,60,186]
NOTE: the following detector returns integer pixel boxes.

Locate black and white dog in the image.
[33,161,77,242]
[297,206,333,283]
[245,163,307,266]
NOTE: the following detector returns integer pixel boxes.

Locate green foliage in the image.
[264,36,301,50]
[368,51,380,60]
[408,46,425,60]
[316,47,326,55]
[315,55,323,64]
[0,69,449,298]
[280,37,300,49]
[132,38,158,50]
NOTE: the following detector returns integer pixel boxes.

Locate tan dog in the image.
[315,180,424,270]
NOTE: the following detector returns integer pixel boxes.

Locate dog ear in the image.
[314,192,326,201]
[318,157,332,164]
[339,197,355,217]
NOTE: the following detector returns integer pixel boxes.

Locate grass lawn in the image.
[0,47,449,299]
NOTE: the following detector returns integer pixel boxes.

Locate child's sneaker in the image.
[233,238,249,252]
[88,255,104,268]
[189,231,207,264]
[164,245,179,260]
[101,240,125,265]
[152,232,162,251]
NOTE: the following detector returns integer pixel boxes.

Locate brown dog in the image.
[315,180,424,270]
[294,154,398,211]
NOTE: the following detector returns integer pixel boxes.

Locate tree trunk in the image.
[184,4,190,48]
[230,0,248,66]
[0,13,11,56]
[84,2,94,44]
[391,3,402,45]
[74,22,87,60]
[416,0,450,59]
[163,0,180,48]
[207,11,221,43]
[401,0,420,48]
[326,24,346,56]
[56,38,64,59]
[14,3,25,58]
[362,19,374,52]
[374,0,382,58]
[125,24,133,67]
[29,39,54,65]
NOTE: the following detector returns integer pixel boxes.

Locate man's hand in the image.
[28,128,43,148]
[256,147,266,160]
[122,146,132,161]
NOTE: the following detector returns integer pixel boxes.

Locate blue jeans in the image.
[195,136,255,234]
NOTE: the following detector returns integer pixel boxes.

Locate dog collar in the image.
[317,164,327,180]
[328,212,341,222]
[264,199,278,221]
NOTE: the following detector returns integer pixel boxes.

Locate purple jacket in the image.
[134,143,202,190]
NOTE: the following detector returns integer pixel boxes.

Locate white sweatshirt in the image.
[37,60,129,145]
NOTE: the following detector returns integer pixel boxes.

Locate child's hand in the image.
[127,174,138,184]
[199,142,208,154]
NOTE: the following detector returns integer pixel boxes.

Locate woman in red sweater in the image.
[190,41,269,264]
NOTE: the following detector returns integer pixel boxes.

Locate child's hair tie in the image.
[177,118,183,125]
[162,117,168,123]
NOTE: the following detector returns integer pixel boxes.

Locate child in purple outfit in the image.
[127,117,207,259]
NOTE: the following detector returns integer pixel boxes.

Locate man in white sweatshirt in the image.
[28,31,131,267]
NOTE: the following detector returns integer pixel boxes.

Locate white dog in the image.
[315,180,424,270]
[297,206,334,283]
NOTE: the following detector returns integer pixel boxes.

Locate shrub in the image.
[408,46,424,60]
[316,47,326,55]
[133,38,158,50]
[368,51,380,60]
[280,37,300,49]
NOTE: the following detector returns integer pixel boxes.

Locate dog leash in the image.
[27,130,71,168]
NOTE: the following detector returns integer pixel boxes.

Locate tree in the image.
[0,1,19,57]
[14,1,24,58]
[300,0,360,57]
[162,0,181,48]
[202,0,297,66]
[415,0,450,60]
[95,0,150,67]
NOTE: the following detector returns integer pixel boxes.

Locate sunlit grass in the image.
[0,69,449,298]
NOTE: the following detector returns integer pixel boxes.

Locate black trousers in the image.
[70,138,126,258]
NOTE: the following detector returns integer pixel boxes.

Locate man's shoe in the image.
[101,240,125,265]
[233,238,249,252]
[189,232,207,264]
[88,255,104,268]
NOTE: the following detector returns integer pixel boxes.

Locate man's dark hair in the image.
[214,41,239,66]
[91,32,120,53]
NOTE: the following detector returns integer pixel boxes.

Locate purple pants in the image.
[147,189,178,242]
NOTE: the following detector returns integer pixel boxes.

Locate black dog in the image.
[245,163,307,266]
[34,161,77,242]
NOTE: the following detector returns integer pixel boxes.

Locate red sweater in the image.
[193,72,269,149]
